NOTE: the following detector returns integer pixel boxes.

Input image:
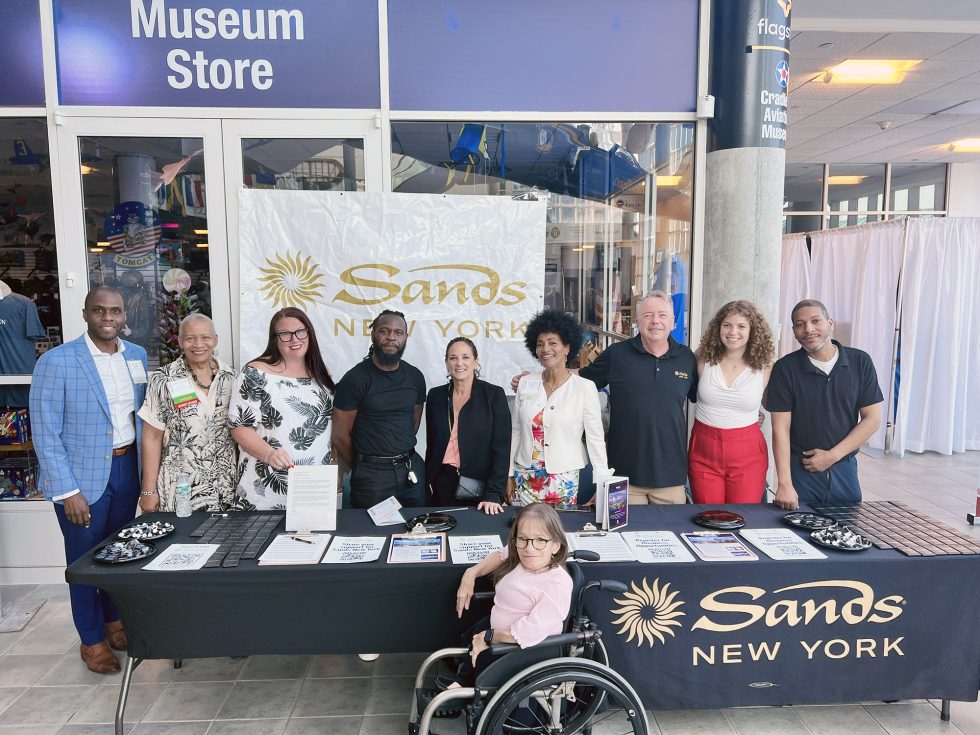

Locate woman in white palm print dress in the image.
[228,308,335,510]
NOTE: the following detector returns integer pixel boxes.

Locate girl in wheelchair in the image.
[410,501,650,734]
[451,502,572,687]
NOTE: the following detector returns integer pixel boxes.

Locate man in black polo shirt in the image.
[580,291,698,504]
[767,299,883,510]
[332,310,427,509]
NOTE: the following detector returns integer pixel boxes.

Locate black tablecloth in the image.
[66,504,980,710]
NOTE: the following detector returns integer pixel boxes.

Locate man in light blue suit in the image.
[30,286,148,674]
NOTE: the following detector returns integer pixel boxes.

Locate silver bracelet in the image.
[140,490,158,497]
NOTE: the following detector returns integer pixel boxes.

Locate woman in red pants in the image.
[689,300,775,504]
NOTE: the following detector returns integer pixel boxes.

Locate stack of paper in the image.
[681,532,758,561]
[258,534,330,565]
[566,532,637,562]
[448,535,503,565]
[622,531,695,563]
[321,536,387,564]
[368,497,406,526]
[740,528,828,560]
[387,533,446,563]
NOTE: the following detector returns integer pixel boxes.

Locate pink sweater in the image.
[489,548,573,648]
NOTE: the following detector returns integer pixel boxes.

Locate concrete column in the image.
[703,0,792,329]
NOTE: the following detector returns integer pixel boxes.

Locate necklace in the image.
[543,370,572,395]
[188,360,218,389]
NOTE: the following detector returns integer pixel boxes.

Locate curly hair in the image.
[524,309,583,364]
[696,300,775,372]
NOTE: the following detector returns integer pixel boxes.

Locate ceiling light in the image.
[89,247,104,253]
[572,246,584,252]
[656,175,682,186]
[193,229,208,235]
[947,138,980,152]
[823,59,921,85]
[827,176,867,185]
[96,241,111,246]
[196,242,209,248]
[80,164,94,175]
[582,244,595,249]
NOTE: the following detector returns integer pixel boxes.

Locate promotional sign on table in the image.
[239,191,547,393]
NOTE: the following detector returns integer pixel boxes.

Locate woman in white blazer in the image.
[509,309,610,508]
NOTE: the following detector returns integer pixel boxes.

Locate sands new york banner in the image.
[238,190,546,392]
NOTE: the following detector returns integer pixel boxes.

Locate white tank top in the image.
[695,362,764,429]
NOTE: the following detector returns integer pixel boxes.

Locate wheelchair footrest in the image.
[416,687,463,719]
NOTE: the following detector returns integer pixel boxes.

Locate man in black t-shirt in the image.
[332,310,427,508]
[766,300,883,510]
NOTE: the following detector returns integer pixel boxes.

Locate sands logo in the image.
[691,580,905,633]
[258,251,326,310]
[611,579,905,646]
[610,579,686,648]
[332,263,527,307]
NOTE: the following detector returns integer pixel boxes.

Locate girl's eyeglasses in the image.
[515,536,551,550]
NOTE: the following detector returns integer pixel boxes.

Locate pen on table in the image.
[431,507,468,513]
[288,535,314,544]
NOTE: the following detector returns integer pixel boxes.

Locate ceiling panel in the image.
[784,30,980,163]
[856,32,973,58]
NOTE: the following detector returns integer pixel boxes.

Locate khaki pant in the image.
[628,484,687,505]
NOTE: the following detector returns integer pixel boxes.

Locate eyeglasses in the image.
[276,328,309,342]
[515,536,552,550]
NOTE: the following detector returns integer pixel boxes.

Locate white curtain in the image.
[778,234,811,357]
[895,218,980,455]
[809,221,905,450]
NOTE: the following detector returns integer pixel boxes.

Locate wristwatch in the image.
[483,629,494,646]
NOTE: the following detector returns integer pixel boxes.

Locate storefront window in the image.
[890,164,946,212]
[241,138,365,191]
[390,121,695,343]
[783,163,823,213]
[0,119,60,410]
[79,136,212,369]
[827,164,885,214]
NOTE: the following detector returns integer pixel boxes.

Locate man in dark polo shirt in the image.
[580,291,697,504]
[767,299,883,510]
[332,310,427,509]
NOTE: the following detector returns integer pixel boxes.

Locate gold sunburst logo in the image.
[611,578,686,647]
[257,251,326,310]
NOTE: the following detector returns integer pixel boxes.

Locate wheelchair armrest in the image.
[488,628,599,656]
[473,591,495,601]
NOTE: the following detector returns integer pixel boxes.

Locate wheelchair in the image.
[409,551,650,735]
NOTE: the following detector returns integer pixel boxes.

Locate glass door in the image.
[54,118,231,367]
[221,119,382,362]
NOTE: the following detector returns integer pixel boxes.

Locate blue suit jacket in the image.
[29,335,148,503]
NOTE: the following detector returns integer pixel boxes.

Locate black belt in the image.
[355,452,411,466]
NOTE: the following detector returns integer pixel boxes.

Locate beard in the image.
[373,341,406,366]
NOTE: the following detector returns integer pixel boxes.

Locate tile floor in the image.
[1,450,977,735]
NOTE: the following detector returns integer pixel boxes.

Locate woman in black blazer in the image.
[425,337,511,514]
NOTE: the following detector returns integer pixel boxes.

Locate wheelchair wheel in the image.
[476,657,648,735]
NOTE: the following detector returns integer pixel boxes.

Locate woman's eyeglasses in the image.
[276,328,309,342]
[515,536,551,550]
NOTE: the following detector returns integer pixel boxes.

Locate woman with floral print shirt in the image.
[139,314,237,512]
[228,308,335,510]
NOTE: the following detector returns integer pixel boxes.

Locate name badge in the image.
[519,378,542,396]
[167,377,199,409]
[127,360,147,384]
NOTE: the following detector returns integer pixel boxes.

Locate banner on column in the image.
[239,190,546,391]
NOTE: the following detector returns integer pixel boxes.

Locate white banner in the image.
[239,190,546,392]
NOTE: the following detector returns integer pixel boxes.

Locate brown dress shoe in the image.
[80,641,121,674]
[104,620,128,651]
